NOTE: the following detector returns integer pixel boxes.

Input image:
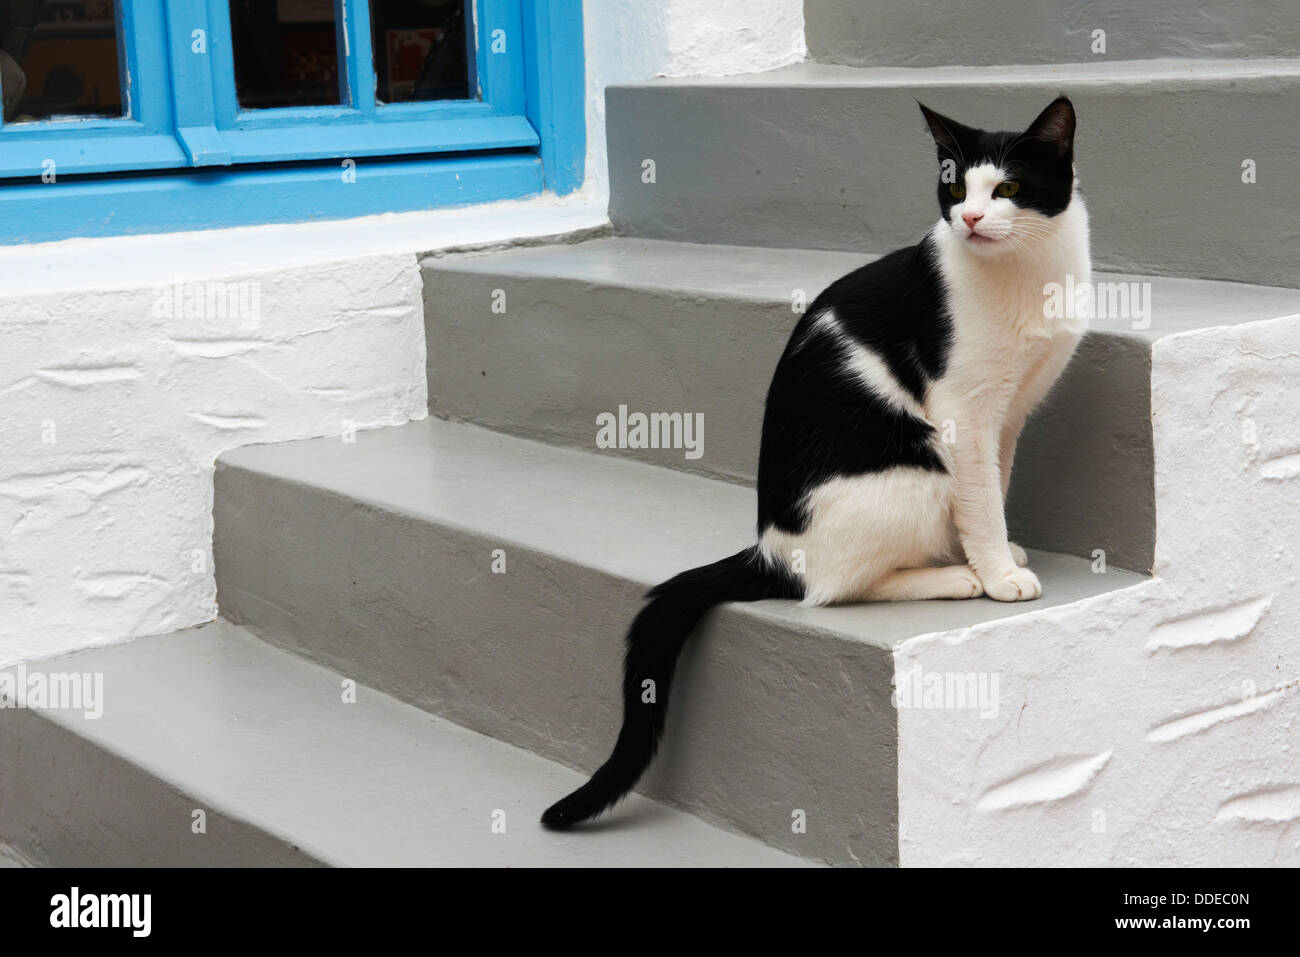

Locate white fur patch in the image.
[952,163,1021,243]
[762,468,959,606]
[807,309,927,420]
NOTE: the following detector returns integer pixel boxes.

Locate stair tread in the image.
[0,842,32,868]
[14,621,809,867]
[626,57,1300,88]
[219,418,1144,651]
[426,237,1300,340]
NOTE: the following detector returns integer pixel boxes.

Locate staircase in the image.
[3,4,1298,866]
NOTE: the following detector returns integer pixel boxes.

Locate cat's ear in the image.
[1024,96,1076,159]
[917,102,973,160]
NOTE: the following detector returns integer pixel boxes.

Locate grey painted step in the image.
[0,621,807,867]
[0,842,32,867]
[422,237,1300,573]
[805,0,1300,67]
[606,60,1300,287]
[213,419,1144,865]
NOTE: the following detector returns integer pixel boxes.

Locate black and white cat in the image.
[542,97,1090,829]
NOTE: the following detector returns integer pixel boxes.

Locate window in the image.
[2,1,123,121]
[0,1,184,177]
[0,1,584,242]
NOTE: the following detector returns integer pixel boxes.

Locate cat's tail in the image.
[540,546,800,830]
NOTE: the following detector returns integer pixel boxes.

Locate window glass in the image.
[228,0,340,109]
[0,0,123,122]
[369,0,470,104]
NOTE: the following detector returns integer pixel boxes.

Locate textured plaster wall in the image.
[0,256,426,663]
[897,314,1300,866]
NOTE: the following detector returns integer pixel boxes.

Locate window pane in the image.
[370,0,470,104]
[0,0,123,123]
[229,0,340,110]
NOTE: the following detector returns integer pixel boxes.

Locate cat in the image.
[541,97,1090,829]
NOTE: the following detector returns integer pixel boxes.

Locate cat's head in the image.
[917,97,1077,256]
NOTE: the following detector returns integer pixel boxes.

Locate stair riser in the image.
[1009,332,1154,574]
[0,707,319,867]
[425,270,790,486]
[424,265,1155,572]
[805,0,1300,67]
[607,77,1299,287]
[213,463,899,865]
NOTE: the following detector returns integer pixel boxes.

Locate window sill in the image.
[0,185,606,297]
[0,152,549,247]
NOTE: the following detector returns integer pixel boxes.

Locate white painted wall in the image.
[0,0,806,665]
[896,314,1300,866]
[0,256,427,661]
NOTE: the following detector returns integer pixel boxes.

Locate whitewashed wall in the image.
[0,0,807,665]
[0,257,426,661]
[897,314,1300,866]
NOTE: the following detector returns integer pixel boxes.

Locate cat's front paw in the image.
[981,566,1041,602]
[1009,542,1029,567]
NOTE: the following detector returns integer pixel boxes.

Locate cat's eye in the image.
[996,181,1021,198]
[948,182,966,199]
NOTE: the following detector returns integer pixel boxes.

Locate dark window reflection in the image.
[370,0,470,103]
[0,0,123,123]
[229,0,340,110]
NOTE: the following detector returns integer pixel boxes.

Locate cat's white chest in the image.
[932,197,1091,411]
[939,286,1076,402]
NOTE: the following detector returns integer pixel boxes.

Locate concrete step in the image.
[0,621,807,867]
[606,59,1300,287]
[805,0,1299,67]
[212,418,1145,864]
[422,236,1300,573]
[0,842,32,867]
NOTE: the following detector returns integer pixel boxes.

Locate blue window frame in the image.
[0,0,584,243]
[0,1,185,177]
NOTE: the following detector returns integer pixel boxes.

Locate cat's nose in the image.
[962,211,984,229]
